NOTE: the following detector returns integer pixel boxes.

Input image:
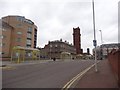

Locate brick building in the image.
[40,39,76,59]
[0,15,37,59]
[93,43,119,60]
[73,27,83,54]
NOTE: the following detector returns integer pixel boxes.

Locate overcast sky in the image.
[0,0,119,53]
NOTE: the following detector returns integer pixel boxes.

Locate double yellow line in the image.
[62,61,100,90]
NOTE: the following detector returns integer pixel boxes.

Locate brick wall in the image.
[108,49,120,87]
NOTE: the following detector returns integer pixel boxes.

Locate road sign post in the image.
[92,0,98,72]
[93,40,97,46]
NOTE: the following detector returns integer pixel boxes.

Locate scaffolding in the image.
[11,46,40,63]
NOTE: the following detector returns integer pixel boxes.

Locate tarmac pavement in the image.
[75,59,119,88]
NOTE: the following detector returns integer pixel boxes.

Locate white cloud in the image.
[0,0,119,54]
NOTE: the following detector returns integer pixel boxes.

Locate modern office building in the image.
[1,15,37,60]
[40,39,76,59]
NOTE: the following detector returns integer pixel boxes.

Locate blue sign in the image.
[93,40,97,46]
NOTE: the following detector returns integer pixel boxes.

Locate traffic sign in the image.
[93,40,97,46]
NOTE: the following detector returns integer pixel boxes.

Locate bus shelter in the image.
[11,46,40,63]
[61,52,72,60]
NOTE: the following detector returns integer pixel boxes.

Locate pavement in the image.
[0,59,54,67]
[0,59,74,67]
[75,59,119,88]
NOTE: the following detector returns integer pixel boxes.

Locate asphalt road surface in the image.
[2,60,95,88]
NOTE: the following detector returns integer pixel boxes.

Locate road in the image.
[2,60,95,88]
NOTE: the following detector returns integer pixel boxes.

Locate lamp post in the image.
[50,44,51,59]
[99,30,103,45]
[99,30,103,60]
[92,0,98,72]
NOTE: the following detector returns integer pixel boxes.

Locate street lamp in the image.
[92,0,98,72]
[99,30,103,45]
[50,44,52,59]
[99,30,103,60]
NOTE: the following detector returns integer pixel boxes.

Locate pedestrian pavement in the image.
[0,59,74,67]
[0,59,53,67]
[75,59,119,88]
[1,59,77,67]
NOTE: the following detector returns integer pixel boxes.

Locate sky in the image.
[0,0,119,54]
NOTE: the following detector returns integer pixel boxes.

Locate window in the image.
[17,17,21,21]
[17,32,22,35]
[25,19,33,25]
[0,43,2,47]
[0,35,4,39]
[26,44,31,48]
[27,33,32,38]
[16,38,21,42]
[16,16,25,22]
[50,44,52,48]
[0,43,5,47]
[26,39,31,45]
[55,44,58,47]
[28,27,32,32]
